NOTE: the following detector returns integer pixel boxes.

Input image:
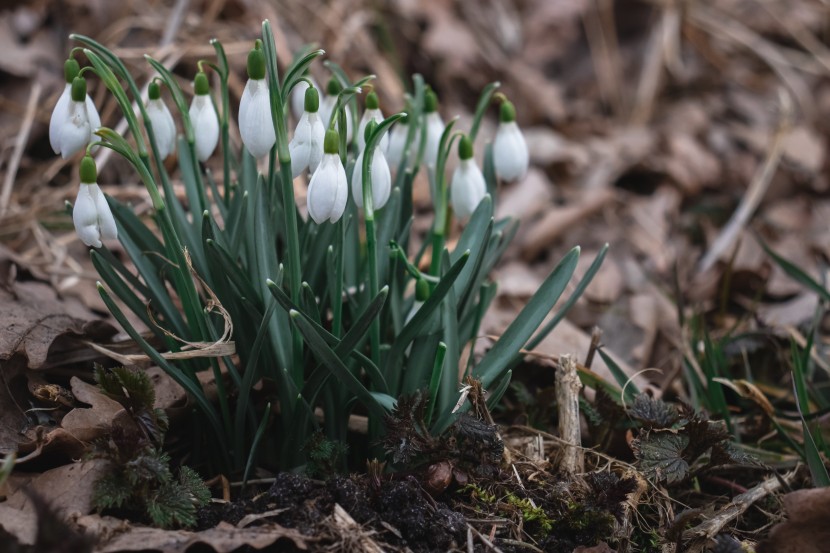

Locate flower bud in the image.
[73,156,117,248]
[493,100,528,182]
[289,86,326,177]
[357,91,388,152]
[450,135,486,219]
[189,71,219,161]
[51,60,101,157]
[307,129,348,224]
[146,81,177,159]
[352,121,392,210]
[239,42,276,159]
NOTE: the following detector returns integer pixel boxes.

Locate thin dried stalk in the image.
[556,354,583,475]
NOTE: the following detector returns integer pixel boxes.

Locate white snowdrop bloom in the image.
[493,100,529,182]
[73,156,117,248]
[307,129,348,224]
[357,91,388,152]
[351,122,391,210]
[289,87,326,178]
[450,135,487,219]
[146,81,176,159]
[290,76,320,120]
[423,89,444,169]
[238,41,276,159]
[188,71,219,162]
[386,119,418,171]
[50,59,101,157]
[52,76,98,159]
[320,78,354,143]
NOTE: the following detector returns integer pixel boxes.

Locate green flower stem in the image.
[331,220,345,338]
[428,121,460,277]
[262,20,303,384]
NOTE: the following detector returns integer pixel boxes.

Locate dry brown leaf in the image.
[59,377,124,443]
[663,133,721,195]
[495,168,554,222]
[4,459,109,514]
[94,520,310,552]
[757,487,830,553]
[0,282,116,369]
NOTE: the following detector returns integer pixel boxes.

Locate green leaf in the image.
[474,247,580,389]
[632,431,690,485]
[761,240,830,302]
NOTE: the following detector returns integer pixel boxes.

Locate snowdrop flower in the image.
[307,129,348,224]
[450,134,486,219]
[290,75,319,120]
[357,91,388,152]
[386,117,418,171]
[352,121,391,210]
[320,77,354,143]
[493,100,529,182]
[289,86,325,178]
[188,71,219,162]
[239,40,276,159]
[145,81,176,159]
[50,58,101,158]
[73,155,116,248]
[423,88,444,169]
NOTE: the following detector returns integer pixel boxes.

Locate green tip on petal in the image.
[458,134,473,160]
[323,129,340,154]
[364,120,378,143]
[194,72,210,95]
[366,91,379,110]
[425,89,438,113]
[247,45,266,80]
[70,76,87,102]
[148,81,161,100]
[64,58,80,84]
[326,77,342,95]
[79,155,97,183]
[304,86,319,112]
[499,100,516,123]
[415,277,430,302]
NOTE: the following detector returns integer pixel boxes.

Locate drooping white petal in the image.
[450,158,487,219]
[146,98,177,159]
[289,111,325,178]
[49,84,71,154]
[357,108,388,152]
[423,112,444,169]
[307,153,348,224]
[93,184,118,242]
[73,183,103,248]
[239,79,276,159]
[86,95,101,138]
[493,121,529,182]
[58,100,92,160]
[386,122,409,170]
[189,95,219,162]
[351,148,391,210]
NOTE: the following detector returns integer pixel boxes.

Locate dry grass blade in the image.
[0,82,41,218]
[697,88,793,273]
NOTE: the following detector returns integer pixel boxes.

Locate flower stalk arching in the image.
[428,118,460,277]
[361,111,406,366]
[210,38,233,198]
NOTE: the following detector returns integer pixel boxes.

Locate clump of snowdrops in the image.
[52,21,606,474]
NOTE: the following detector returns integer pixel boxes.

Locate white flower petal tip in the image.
[73,183,117,248]
[493,121,529,182]
[357,108,388,152]
[351,148,392,210]
[307,153,348,224]
[289,111,326,178]
[147,98,177,159]
[423,111,444,169]
[450,158,487,219]
[189,95,219,162]
[239,79,276,159]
